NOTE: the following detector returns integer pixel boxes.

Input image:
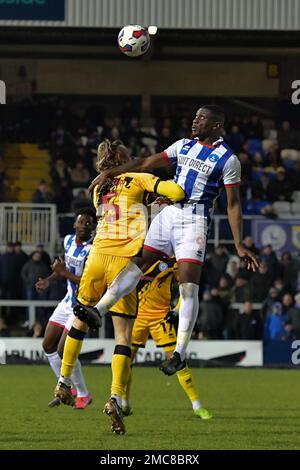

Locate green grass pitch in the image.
[1,365,300,450]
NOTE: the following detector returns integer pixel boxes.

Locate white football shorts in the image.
[144,204,208,265]
[48,300,74,329]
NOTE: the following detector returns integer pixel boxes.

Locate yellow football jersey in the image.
[137,259,178,318]
[93,172,183,257]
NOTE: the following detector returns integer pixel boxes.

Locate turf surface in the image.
[1,365,299,450]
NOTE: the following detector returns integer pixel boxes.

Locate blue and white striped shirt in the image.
[163,137,241,219]
[63,234,93,307]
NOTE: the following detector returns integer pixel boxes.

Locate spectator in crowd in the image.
[140,119,158,154]
[237,258,252,281]
[70,161,91,188]
[252,151,265,170]
[51,157,71,192]
[21,251,51,305]
[32,179,53,204]
[243,236,260,256]
[238,151,253,200]
[156,127,174,153]
[264,302,290,342]
[49,126,76,163]
[268,169,293,202]
[273,278,289,298]
[232,276,251,303]
[196,290,224,339]
[54,178,73,213]
[70,189,94,212]
[252,172,272,202]
[26,321,44,338]
[14,241,28,294]
[177,117,190,139]
[282,293,294,315]
[289,161,300,191]
[206,245,229,287]
[287,293,300,339]
[279,251,300,292]
[250,261,272,302]
[226,125,245,154]
[261,287,280,319]
[235,301,263,339]
[277,120,299,159]
[226,256,240,284]
[264,142,283,174]
[260,244,280,282]
[0,317,10,337]
[218,276,233,305]
[13,241,29,322]
[0,242,18,322]
[32,243,52,270]
[246,115,264,140]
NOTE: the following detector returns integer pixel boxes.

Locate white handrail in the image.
[0,300,105,338]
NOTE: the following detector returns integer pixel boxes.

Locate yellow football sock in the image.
[61,328,85,378]
[122,365,132,401]
[111,345,132,398]
[176,365,199,404]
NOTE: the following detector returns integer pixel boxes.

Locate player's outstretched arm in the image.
[35,272,59,292]
[52,257,81,284]
[156,180,185,202]
[89,152,169,196]
[226,185,259,272]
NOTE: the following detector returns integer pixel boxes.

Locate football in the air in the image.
[118,24,150,57]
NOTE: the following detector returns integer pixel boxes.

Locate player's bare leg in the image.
[160,262,202,376]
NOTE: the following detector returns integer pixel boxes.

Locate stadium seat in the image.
[262,138,277,153]
[291,202,300,215]
[273,201,292,214]
[293,191,300,202]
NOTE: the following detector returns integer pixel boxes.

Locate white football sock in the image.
[59,375,72,387]
[71,360,89,397]
[94,261,143,315]
[45,351,61,378]
[192,400,202,411]
[174,283,199,361]
[111,394,122,408]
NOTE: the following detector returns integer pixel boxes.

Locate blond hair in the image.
[96,139,127,173]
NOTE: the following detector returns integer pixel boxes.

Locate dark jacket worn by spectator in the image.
[287,294,300,339]
[21,252,51,294]
[197,291,224,339]
[236,302,263,339]
[250,263,272,302]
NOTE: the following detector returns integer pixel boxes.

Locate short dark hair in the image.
[75,207,97,224]
[201,105,225,124]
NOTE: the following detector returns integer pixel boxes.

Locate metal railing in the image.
[0,203,57,252]
[0,300,262,340]
[57,212,261,248]
[0,300,105,338]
